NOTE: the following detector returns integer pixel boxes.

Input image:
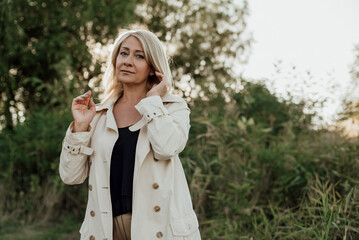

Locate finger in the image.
[73,97,87,105]
[73,96,84,103]
[160,77,167,84]
[89,97,96,110]
[75,95,88,101]
[155,71,165,81]
[156,79,167,90]
[78,90,91,99]
[82,92,90,99]
[154,71,163,76]
[85,91,91,104]
[79,91,91,105]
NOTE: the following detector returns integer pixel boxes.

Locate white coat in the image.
[59,94,201,240]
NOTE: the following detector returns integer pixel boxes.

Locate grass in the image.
[0,215,81,240]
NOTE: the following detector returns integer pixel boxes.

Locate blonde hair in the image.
[101,29,173,104]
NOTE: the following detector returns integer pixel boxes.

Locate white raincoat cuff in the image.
[63,122,93,156]
[135,96,169,123]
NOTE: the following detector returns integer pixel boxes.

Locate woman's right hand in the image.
[71,90,96,132]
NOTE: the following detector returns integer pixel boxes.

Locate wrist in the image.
[73,122,90,133]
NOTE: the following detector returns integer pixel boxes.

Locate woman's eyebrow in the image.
[120,46,144,52]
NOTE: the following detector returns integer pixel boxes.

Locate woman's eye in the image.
[136,54,145,59]
[120,51,128,56]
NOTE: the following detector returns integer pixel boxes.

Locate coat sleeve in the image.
[135,95,190,160]
[59,122,94,185]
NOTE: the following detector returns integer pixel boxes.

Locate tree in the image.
[0,0,136,130]
[340,44,359,121]
[135,0,252,100]
[350,44,359,89]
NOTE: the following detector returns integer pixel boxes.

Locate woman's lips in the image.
[120,70,135,74]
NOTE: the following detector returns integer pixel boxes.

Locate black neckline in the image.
[118,126,130,129]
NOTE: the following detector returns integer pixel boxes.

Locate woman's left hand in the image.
[146,71,168,98]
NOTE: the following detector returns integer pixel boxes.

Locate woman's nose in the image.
[123,55,133,66]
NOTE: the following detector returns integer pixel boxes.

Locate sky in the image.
[241,0,359,125]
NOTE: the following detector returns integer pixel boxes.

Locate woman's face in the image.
[115,36,152,87]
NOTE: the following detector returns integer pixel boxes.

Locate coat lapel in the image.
[105,108,118,133]
[96,98,118,133]
[135,126,150,168]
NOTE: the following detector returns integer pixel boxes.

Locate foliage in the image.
[0,0,136,130]
[136,0,252,99]
[0,107,87,223]
[340,44,359,121]
[0,215,81,240]
[181,82,359,239]
[1,77,359,239]
[349,44,359,92]
[1,1,359,239]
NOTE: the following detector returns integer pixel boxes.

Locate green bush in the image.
[0,107,87,223]
[182,82,359,239]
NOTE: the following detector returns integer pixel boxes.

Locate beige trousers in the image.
[113,213,132,240]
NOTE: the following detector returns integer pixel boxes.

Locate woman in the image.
[59,29,201,240]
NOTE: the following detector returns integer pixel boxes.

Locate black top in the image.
[110,126,140,217]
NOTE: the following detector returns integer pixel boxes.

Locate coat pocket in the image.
[170,211,201,240]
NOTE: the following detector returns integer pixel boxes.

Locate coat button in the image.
[154,205,161,212]
[152,183,159,189]
[156,232,163,238]
[89,184,93,191]
[89,235,95,240]
[90,210,95,217]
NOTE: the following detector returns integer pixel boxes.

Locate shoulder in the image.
[162,93,187,104]
[162,93,189,113]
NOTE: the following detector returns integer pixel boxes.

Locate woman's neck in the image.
[119,84,147,105]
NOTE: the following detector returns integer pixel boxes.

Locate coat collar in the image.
[95,93,182,112]
[94,93,182,133]
[95,97,117,112]
[94,94,182,169]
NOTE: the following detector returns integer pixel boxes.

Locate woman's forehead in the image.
[120,36,144,51]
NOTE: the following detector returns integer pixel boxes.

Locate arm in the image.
[59,122,94,184]
[59,90,96,184]
[135,96,190,160]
